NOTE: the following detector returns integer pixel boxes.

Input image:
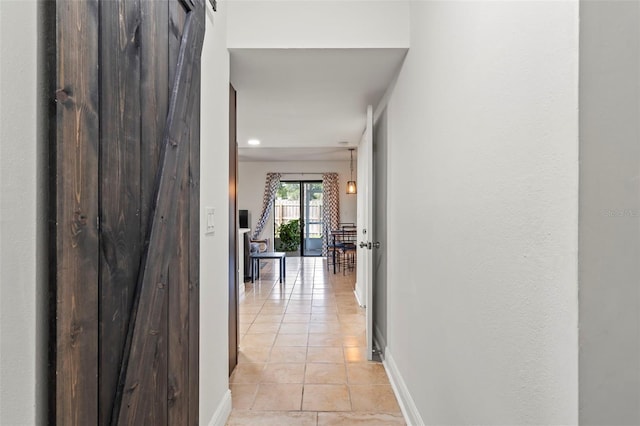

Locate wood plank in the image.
[113,9,205,424]
[168,105,191,426]
[55,0,100,424]
[168,3,190,424]
[98,1,142,424]
[140,0,170,277]
[169,0,187,92]
[188,60,202,426]
[139,1,170,423]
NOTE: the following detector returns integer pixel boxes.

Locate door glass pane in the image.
[274,182,300,233]
[303,182,323,256]
[274,182,300,253]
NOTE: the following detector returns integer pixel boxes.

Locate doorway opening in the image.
[273,181,324,257]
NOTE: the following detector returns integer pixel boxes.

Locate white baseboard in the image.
[383,349,425,426]
[207,389,232,426]
[354,288,365,308]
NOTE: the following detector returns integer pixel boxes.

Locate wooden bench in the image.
[250,252,286,283]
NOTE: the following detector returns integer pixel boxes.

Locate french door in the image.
[274,181,324,256]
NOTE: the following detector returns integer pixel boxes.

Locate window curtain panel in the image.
[322,173,340,256]
[251,172,281,240]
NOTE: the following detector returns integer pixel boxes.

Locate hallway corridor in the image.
[226,257,404,425]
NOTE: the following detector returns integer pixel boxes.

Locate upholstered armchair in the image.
[243,236,270,281]
[249,238,270,254]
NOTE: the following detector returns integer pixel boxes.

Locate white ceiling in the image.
[239,147,354,162]
[231,48,407,161]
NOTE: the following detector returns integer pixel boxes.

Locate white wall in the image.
[0,1,48,424]
[579,1,640,424]
[384,2,579,424]
[200,2,232,424]
[227,0,409,49]
[238,161,357,243]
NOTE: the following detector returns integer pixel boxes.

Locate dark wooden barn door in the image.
[51,0,205,424]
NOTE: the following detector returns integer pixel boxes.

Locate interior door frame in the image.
[356,105,375,360]
[372,107,388,356]
[228,84,238,375]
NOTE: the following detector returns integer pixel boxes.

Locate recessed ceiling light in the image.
[338,140,349,145]
[248,139,261,146]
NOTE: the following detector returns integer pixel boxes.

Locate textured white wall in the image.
[384,2,579,424]
[579,1,640,424]
[238,161,357,244]
[0,1,47,424]
[227,0,409,49]
[200,3,232,424]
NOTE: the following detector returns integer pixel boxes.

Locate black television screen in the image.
[239,210,249,229]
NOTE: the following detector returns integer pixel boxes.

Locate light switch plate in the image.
[205,207,215,235]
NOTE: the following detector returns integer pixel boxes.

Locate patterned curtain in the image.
[322,173,340,256]
[251,173,281,240]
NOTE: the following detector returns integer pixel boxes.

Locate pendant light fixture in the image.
[346,148,357,194]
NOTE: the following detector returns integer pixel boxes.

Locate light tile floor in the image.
[226,257,405,426]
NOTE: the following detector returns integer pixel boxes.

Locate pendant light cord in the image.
[349,148,354,180]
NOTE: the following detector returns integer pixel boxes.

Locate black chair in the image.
[326,229,343,273]
[327,223,357,274]
[338,226,357,274]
